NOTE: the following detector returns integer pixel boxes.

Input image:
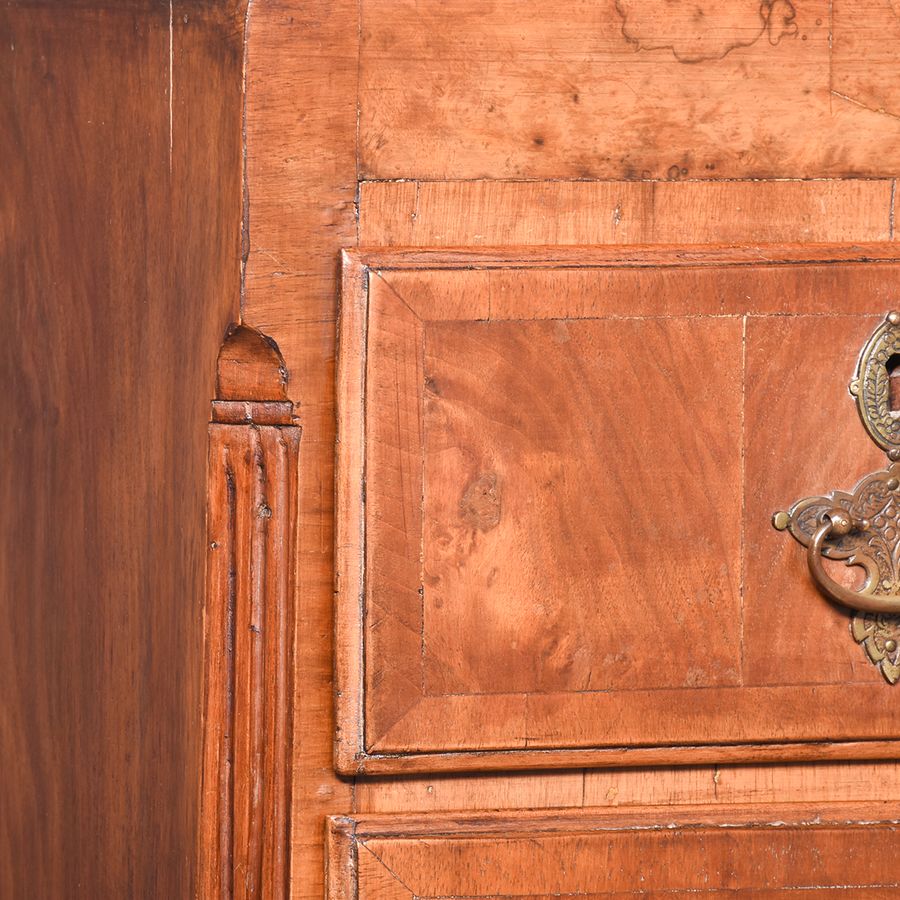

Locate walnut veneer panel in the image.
[336,244,900,774]
[327,804,900,898]
[422,317,742,696]
[359,0,900,179]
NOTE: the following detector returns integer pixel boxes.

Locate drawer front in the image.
[327,804,900,898]
[335,244,900,774]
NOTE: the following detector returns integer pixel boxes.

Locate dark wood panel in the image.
[0,4,244,897]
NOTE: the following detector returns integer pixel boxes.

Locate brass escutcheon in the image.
[774,312,900,684]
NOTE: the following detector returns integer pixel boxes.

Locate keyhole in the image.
[888,353,900,413]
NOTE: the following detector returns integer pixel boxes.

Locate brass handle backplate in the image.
[774,312,900,684]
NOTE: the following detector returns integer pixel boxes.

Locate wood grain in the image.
[359,0,900,180]
[743,314,887,686]
[352,242,900,271]
[329,804,900,898]
[360,180,896,246]
[364,280,427,741]
[832,0,900,118]
[200,327,300,900]
[377,262,900,321]
[358,760,900,814]
[584,760,900,808]
[355,769,585,814]
[339,740,900,776]
[336,245,900,774]
[0,4,243,897]
[421,317,741,695]
[216,324,289,402]
[242,1,359,895]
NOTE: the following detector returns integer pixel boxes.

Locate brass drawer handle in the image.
[806,508,900,615]
[774,312,900,683]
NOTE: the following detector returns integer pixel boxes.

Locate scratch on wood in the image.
[891,181,896,240]
[828,0,834,115]
[738,314,747,681]
[239,0,253,321]
[832,90,900,122]
[354,0,363,237]
[168,0,173,171]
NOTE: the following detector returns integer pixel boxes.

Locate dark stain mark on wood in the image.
[459,473,501,531]
[615,0,798,64]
